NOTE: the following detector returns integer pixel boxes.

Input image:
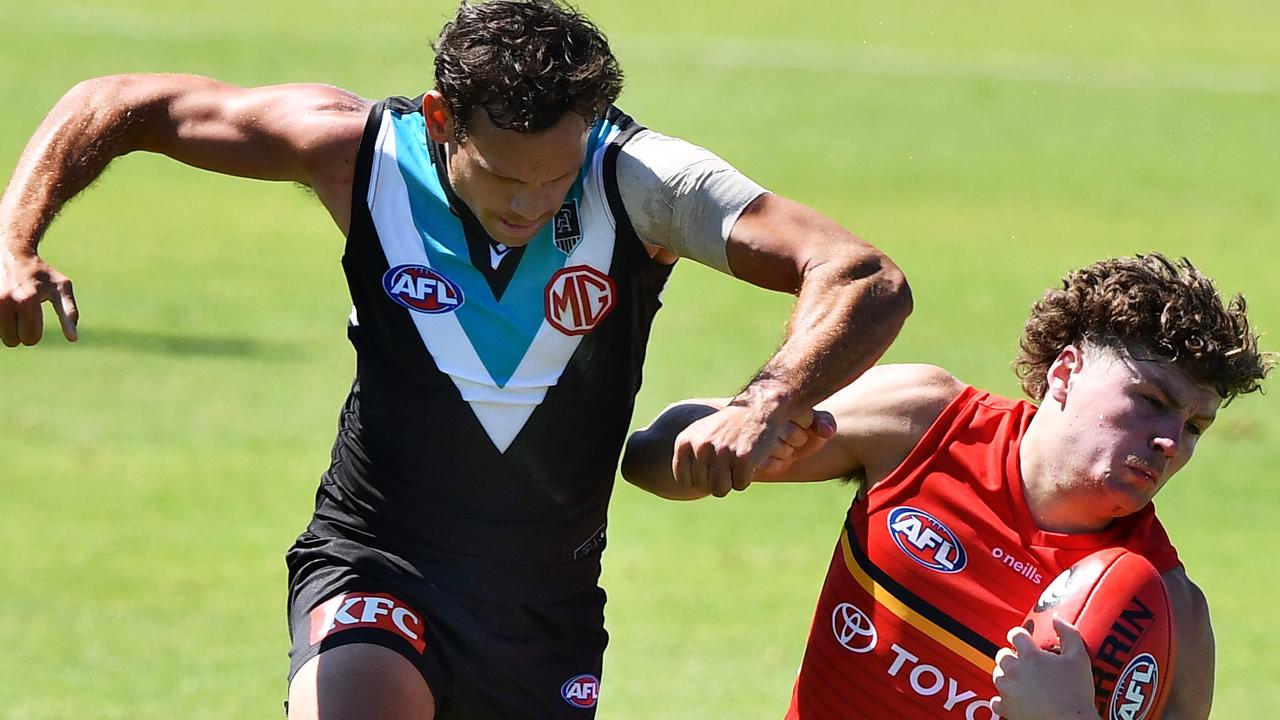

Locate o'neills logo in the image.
[991,546,1044,585]
[309,592,427,653]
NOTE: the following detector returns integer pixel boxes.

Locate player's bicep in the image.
[1163,569,1214,720]
[616,130,765,272]
[134,76,368,186]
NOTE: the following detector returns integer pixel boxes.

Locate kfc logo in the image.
[309,592,426,653]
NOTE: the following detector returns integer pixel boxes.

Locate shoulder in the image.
[817,364,966,484]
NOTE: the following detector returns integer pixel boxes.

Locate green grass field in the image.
[2,1,1277,717]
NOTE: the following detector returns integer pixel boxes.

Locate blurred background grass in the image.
[1,1,1276,717]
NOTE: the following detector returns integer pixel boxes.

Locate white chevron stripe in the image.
[366,112,621,452]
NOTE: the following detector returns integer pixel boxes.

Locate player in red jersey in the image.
[624,254,1273,719]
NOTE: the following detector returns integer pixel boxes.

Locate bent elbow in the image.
[878,259,913,325]
[832,248,913,326]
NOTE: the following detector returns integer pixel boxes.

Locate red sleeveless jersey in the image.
[786,386,1180,719]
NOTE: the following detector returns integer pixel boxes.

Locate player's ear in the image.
[423,91,453,143]
[1045,344,1084,404]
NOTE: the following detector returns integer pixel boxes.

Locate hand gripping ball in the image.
[1023,547,1175,720]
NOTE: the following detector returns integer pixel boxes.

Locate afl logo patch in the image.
[545,265,616,336]
[382,264,464,314]
[887,506,967,573]
[1110,653,1159,720]
[561,674,600,709]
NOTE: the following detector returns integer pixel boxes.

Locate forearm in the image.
[735,250,911,417]
[1,75,163,254]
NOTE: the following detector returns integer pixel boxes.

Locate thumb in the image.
[812,410,837,438]
[1053,617,1089,659]
[50,282,79,342]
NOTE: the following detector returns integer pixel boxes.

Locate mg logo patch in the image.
[887,506,967,573]
[382,264,464,314]
[545,265,616,336]
[553,200,582,255]
[561,674,600,709]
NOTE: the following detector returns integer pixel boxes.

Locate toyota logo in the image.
[831,602,878,653]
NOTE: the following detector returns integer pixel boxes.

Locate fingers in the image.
[672,439,695,488]
[15,291,44,345]
[51,280,78,342]
[673,406,827,496]
[790,408,816,430]
[779,420,810,449]
[0,258,78,346]
[1006,624,1042,657]
[993,646,1017,676]
[673,435,730,497]
[673,435,752,497]
[0,307,17,347]
[729,452,753,492]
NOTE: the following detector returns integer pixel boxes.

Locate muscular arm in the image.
[0,73,368,346]
[623,364,961,498]
[671,193,913,494]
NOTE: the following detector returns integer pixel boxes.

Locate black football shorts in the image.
[286,537,608,718]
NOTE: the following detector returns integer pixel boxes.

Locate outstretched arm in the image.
[623,400,837,499]
[670,193,912,495]
[624,364,962,498]
[0,74,369,347]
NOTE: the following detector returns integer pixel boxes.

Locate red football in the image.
[1022,547,1176,720]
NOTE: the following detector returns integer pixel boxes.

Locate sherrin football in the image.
[1022,547,1175,720]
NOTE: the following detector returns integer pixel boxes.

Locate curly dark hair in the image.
[1015,253,1273,403]
[431,0,624,141]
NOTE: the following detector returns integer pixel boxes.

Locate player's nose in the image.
[1150,435,1178,459]
[509,186,558,222]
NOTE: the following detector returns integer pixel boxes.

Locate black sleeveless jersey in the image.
[301,97,671,602]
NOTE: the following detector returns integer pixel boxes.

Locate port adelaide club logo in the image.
[382,264,464,314]
[553,200,583,255]
[887,506,967,573]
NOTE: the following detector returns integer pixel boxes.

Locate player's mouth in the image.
[498,217,544,241]
[1124,458,1162,489]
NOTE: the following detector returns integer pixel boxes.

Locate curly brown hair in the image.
[431,0,624,141]
[1015,254,1273,403]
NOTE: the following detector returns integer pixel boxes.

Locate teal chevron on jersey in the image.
[389,112,621,388]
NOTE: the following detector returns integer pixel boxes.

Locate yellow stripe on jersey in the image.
[839,527,997,673]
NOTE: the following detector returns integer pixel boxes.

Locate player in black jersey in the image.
[0,1,911,718]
